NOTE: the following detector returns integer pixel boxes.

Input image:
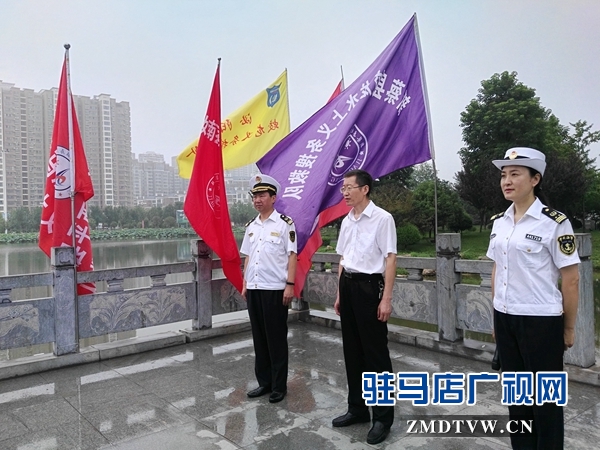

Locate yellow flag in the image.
[177,70,290,178]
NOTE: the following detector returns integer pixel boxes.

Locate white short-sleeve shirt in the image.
[486,198,580,316]
[336,200,397,275]
[240,209,297,290]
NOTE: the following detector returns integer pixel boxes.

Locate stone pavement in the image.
[1,321,599,449]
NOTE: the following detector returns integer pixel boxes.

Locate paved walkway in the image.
[1,321,599,449]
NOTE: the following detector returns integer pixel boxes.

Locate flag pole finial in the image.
[64,43,70,50]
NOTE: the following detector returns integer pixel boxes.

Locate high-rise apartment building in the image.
[73,93,133,208]
[0,82,48,221]
[133,152,188,206]
[0,80,133,218]
[224,163,258,204]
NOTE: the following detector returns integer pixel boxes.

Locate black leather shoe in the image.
[367,421,390,445]
[268,391,286,403]
[332,412,370,427]
[247,386,271,398]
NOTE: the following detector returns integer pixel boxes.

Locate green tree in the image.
[412,180,472,237]
[88,206,105,228]
[456,71,591,227]
[370,167,417,226]
[26,207,42,232]
[396,223,421,250]
[456,71,550,229]
[102,207,120,229]
[229,202,257,225]
[448,209,473,234]
[7,208,29,232]
[406,161,436,189]
[582,170,600,229]
[162,216,177,228]
[376,167,413,189]
[566,120,600,229]
[370,182,413,227]
[149,215,162,228]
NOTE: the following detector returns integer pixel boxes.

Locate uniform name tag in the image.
[270,231,280,237]
[525,234,542,242]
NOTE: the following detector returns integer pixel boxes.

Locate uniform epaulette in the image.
[541,207,568,224]
[244,218,255,227]
[280,214,294,225]
[490,212,504,221]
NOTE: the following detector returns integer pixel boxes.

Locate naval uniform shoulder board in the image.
[244,218,255,227]
[490,212,504,221]
[280,214,294,225]
[541,207,568,224]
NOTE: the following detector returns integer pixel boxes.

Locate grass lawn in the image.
[407,229,600,272]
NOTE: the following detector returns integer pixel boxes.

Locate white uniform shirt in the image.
[240,209,297,290]
[336,200,397,274]
[486,198,580,316]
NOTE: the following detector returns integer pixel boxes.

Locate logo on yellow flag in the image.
[177,71,290,178]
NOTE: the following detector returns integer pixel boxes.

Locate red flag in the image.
[184,62,244,293]
[327,80,343,102]
[294,80,349,297]
[39,54,95,295]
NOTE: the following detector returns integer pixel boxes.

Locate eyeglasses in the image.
[339,185,364,194]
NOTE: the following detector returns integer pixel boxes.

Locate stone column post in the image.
[291,294,309,312]
[192,239,212,330]
[564,233,595,367]
[51,247,78,355]
[436,233,463,342]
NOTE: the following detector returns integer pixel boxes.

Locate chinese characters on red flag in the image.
[39,57,95,295]
[183,62,244,293]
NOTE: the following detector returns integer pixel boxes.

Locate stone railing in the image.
[0,241,248,358]
[0,234,595,375]
[305,233,595,368]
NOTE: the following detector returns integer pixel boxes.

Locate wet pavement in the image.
[1,321,599,449]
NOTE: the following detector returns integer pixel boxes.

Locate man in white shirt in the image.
[332,169,397,445]
[241,174,297,404]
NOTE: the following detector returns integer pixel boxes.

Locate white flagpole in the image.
[413,14,438,236]
[284,67,290,135]
[64,44,77,253]
[63,43,80,348]
[340,65,345,90]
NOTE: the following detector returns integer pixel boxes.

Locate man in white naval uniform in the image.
[241,174,297,404]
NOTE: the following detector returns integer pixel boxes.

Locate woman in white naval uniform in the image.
[486,147,580,450]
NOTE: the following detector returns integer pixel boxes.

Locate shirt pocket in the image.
[515,241,545,269]
[265,235,284,254]
[357,232,377,254]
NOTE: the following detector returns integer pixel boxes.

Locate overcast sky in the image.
[1,0,599,181]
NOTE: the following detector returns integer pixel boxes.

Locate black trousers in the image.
[494,310,565,450]
[246,289,288,393]
[339,271,394,427]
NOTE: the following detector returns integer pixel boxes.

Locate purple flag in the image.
[257,15,432,252]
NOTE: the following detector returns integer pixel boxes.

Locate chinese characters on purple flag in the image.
[257,14,432,252]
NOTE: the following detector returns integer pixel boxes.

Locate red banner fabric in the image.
[39,57,95,295]
[183,63,244,293]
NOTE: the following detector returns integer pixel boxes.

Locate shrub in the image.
[397,223,421,249]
